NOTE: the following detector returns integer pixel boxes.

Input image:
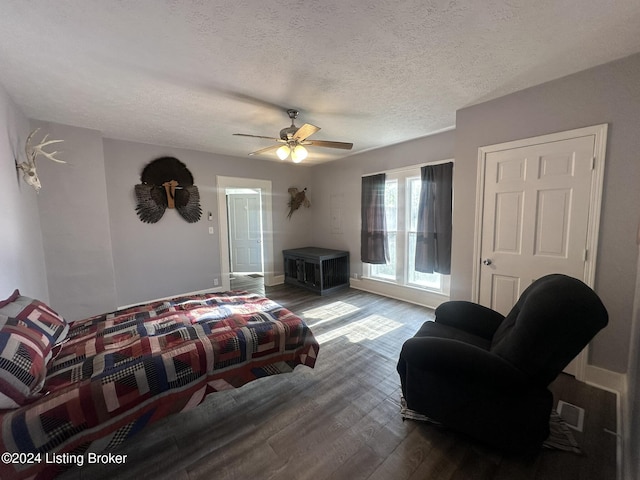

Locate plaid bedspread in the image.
[0,291,318,479]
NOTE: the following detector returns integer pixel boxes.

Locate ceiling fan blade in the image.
[306,139,354,150]
[233,133,282,141]
[293,123,320,142]
[248,144,281,156]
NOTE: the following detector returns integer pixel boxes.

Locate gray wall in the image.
[627,244,640,480]
[0,83,48,302]
[12,120,313,315]
[4,54,639,375]
[32,121,118,321]
[453,53,640,373]
[308,130,456,278]
[103,138,313,307]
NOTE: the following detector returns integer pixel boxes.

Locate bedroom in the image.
[1,2,640,479]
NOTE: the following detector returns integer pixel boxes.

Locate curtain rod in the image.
[362,158,454,178]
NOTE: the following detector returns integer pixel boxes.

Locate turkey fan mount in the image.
[134,157,202,223]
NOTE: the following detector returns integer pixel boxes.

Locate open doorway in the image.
[217,176,274,296]
[226,188,264,294]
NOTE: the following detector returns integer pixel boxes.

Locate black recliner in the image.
[397,274,608,454]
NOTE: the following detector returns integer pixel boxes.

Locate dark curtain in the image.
[361,173,389,264]
[415,162,453,274]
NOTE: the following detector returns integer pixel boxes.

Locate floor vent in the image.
[556,400,585,432]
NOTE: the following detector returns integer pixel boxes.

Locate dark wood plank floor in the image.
[59,280,617,480]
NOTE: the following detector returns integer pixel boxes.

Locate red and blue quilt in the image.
[0,291,318,479]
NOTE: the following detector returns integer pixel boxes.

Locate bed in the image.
[0,289,319,479]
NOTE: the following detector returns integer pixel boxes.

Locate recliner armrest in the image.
[400,336,528,390]
[434,301,505,340]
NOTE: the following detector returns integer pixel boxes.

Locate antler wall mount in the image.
[15,128,65,192]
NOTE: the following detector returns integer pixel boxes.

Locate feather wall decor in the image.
[134,156,202,223]
[287,187,310,219]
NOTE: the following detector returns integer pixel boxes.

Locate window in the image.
[368,168,449,294]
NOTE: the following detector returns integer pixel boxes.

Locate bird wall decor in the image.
[134,156,202,223]
[287,187,310,219]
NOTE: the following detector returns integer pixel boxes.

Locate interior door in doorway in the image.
[227,190,264,273]
[474,125,607,378]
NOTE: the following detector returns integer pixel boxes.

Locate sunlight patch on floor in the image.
[301,301,361,327]
[315,314,402,344]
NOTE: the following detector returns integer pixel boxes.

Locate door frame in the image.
[217,176,274,291]
[471,124,608,381]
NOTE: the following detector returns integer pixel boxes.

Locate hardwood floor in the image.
[59,282,617,480]
[230,273,265,296]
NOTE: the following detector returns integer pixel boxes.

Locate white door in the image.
[474,125,607,378]
[227,192,263,273]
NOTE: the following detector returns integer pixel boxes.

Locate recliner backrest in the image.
[490,274,608,386]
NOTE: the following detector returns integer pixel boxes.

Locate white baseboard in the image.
[118,286,224,309]
[583,366,625,480]
[584,365,625,394]
[620,375,629,480]
[266,275,285,287]
[349,277,448,309]
[119,276,289,310]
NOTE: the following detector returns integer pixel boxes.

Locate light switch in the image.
[208,227,214,234]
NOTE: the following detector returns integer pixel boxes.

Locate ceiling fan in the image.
[233,109,353,163]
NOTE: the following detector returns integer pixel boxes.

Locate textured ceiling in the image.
[1,1,639,165]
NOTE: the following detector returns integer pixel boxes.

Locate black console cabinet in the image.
[283,247,350,295]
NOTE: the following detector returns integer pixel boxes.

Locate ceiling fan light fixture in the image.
[276,145,290,160]
[235,109,353,162]
[291,145,308,163]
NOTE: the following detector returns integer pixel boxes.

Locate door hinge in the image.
[590,156,596,170]
[583,249,588,262]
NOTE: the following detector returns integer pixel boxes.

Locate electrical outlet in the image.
[213,278,219,287]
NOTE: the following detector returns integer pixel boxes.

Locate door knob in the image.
[482,258,492,266]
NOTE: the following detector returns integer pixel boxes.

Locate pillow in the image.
[0,289,20,308]
[0,314,48,409]
[0,290,69,409]
[0,290,69,345]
